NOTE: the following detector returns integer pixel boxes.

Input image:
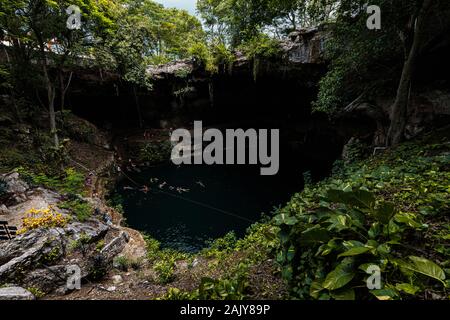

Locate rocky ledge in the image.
[0,171,131,298]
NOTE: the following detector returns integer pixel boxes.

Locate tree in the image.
[0,0,118,147]
[313,0,450,146]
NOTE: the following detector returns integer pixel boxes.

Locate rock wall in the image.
[0,172,131,297]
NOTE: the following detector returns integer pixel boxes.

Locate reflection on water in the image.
[116,163,301,252]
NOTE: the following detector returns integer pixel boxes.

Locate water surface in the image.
[117,163,301,252]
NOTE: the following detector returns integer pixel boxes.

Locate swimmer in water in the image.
[159,182,167,189]
[196,181,205,188]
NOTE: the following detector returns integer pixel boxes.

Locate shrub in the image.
[188,42,216,73]
[113,256,141,271]
[59,198,93,222]
[153,249,190,284]
[139,141,172,164]
[16,167,86,195]
[164,263,250,300]
[238,34,282,60]
[274,135,450,300]
[27,287,46,299]
[69,233,92,255]
[144,234,190,284]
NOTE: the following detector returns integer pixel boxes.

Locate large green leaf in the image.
[323,260,355,290]
[373,202,396,224]
[371,288,399,300]
[393,256,446,285]
[352,189,376,209]
[299,225,331,245]
[310,281,324,299]
[274,213,298,226]
[338,246,370,258]
[326,188,375,209]
[395,283,420,295]
[408,256,446,283]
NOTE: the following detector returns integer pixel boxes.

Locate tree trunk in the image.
[59,70,73,112]
[387,0,432,146]
[133,86,143,128]
[48,82,59,147]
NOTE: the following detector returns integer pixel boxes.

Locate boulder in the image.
[2,172,28,195]
[0,228,65,281]
[100,231,130,262]
[22,265,68,293]
[0,286,35,300]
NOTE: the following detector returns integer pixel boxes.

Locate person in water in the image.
[141,185,150,194]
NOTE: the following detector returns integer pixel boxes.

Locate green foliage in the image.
[59,198,93,222]
[152,249,187,284]
[144,235,190,284]
[274,133,450,300]
[61,111,97,144]
[204,231,238,258]
[41,246,61,264]
[104,0,206,87]
[139,141,172,164]
[69,233,92,254]
[312,0,450,115]
[113,255,141,271]
[188,42,216,73]
[27,287,46,299]
[164,264,250,300]
[17,167,86,195]
[238,34,282,60]
[211,43,235,68]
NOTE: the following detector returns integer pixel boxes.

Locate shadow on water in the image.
[116,162,302,252]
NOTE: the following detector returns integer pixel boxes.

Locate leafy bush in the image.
[164,263,250,300]
[188,42,216,73]
[59,198,93,222]
[144,235,190,284]
[60,111,97,144]
[153,249,190,284]
[275,134,450,300]
[212,43,235,72]
[203,231,237,258]
[113,255,141,272]
[238,34,282,60]
[139,141,172,165]
[27,287,46,299]
[69,233,92,255]
[17,167,85,195]
[114,256,130,271]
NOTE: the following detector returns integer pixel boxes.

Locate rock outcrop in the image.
[0,286,35,300]
[0,172,130,295]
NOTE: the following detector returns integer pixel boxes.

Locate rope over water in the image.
[119,168,255,223]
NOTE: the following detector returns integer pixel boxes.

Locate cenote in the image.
[115,156,304,252]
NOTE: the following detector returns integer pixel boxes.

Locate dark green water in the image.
[116,163,301,252]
